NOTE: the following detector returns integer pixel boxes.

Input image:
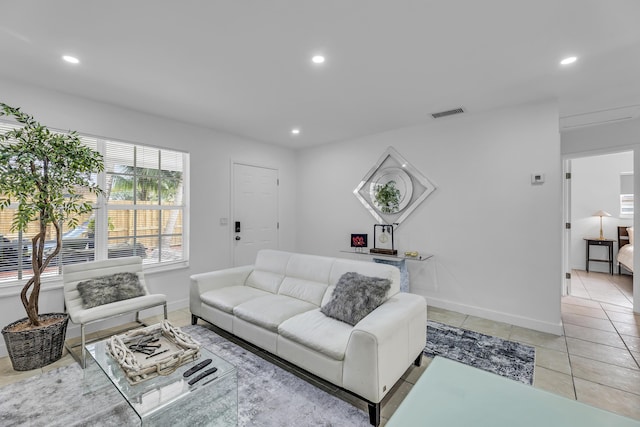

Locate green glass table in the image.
[387,356,640,427]
[86,337,237,426]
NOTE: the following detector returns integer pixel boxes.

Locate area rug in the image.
[424,320,535,385]
[0,325,369,427]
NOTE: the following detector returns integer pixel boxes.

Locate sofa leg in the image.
[368,402,380,426]
[414,353,422,367]
[191,314,198,325]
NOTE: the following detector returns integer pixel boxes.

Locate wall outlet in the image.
[531,173,545,185]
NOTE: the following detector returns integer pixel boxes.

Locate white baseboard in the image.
[426,296,564,336]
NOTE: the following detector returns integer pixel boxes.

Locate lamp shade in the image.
[592,210,612,217]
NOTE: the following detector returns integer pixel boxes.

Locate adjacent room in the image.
[568,151,634,306]
[0,1,639,426]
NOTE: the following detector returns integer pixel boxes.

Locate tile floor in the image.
[1,272,639,425]
[570,268,634,308]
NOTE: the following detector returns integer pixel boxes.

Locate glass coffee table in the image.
[387,356,640,427]
[85,337,237,426]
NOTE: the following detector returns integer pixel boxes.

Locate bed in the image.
[617,226,634,274]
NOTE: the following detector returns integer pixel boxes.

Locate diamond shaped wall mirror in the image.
[354,147,436,226]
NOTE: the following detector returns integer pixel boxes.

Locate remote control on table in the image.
[183,359,212,378]
[188,367,218,386]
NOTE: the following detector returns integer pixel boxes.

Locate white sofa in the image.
[190,249,427,426]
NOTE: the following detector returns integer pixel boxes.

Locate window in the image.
[0,121,189,285]
[104,140,186,265]
[620,172,633,218]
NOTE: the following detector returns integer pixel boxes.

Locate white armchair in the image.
[63,256,167,368]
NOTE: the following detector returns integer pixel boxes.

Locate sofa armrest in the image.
[342,292,427,403]
[190,265,254,296]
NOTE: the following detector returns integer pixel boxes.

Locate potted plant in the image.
[374,180,401,213]
[0,103,104,370]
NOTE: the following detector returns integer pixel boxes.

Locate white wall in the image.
[0,78,298,356]
[570,152,633,272]
[296,101,563,334]
[562,119,640,156]
[0,81,577,358]
[562,118,640,313]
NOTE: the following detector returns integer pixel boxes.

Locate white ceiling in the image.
[1,1,639,149]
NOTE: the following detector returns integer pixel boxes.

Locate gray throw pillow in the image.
[321,272,391,326]
[77,272,146,309]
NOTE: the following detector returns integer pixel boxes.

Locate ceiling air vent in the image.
[431,108,465,119]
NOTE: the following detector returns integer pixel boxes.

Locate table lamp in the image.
[593,210,611,240]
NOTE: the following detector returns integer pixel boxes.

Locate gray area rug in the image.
[424,320,535,385]
[0,325,369,427]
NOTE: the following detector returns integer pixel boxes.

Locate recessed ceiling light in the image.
[311,55,325,64]
[560,56,577,65]
[291,128,300,135]
[62,55,80,64]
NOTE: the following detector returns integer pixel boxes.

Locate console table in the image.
[584,238,615,275]
[387,357,640,427]
[339,250,433,293]
[339,250,433,261]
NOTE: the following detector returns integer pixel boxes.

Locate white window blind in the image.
[620,172,634,218]
[104,140,186,265]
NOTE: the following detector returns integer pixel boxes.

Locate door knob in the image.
[235,236,241,241]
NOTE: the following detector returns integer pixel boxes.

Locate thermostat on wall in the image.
[531,173,545,185]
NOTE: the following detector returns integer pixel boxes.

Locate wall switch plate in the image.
[531,173,545,184]
[219,218,228,226]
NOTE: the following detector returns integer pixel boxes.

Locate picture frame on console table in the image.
[350,233,368,252]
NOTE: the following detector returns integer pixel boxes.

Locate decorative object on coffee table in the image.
[107,320,200,384]
[0,103,104,371]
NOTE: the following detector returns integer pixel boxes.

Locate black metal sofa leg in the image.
[368,402,381,426]
[191,314,198,325]
[414,353,422,366]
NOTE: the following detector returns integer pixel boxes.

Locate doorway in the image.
[563,150,634,307]
[231,163,279,266]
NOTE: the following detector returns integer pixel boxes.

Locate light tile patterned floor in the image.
[1,271,639,424]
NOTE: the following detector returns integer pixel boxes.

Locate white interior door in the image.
[232,163,279,266]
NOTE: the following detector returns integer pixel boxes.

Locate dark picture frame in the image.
[350,233,368,248]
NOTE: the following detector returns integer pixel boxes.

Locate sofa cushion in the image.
[245,270,284,293]
[320,272,391,326]
[278,277,329,306]
[279,309,353,360]
[285,253,334,283]
[330,258,400,298]
[234,294,316,332]
[254,249,293,273]
[276,253,334,305]
[76,272,145,309]
[200,286,271,314]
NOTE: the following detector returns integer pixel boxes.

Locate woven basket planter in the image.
[2,313,69,371]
